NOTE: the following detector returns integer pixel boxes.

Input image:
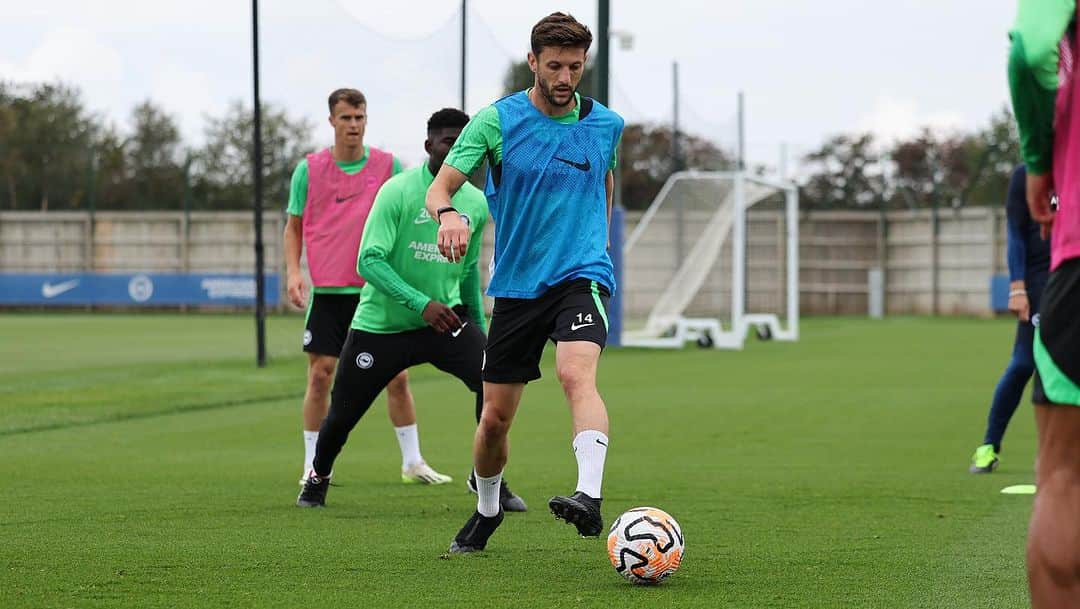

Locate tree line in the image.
[0,81,312,212]
[0,76,1020,213]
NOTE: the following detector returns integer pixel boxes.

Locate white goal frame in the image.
[621,170,799,349]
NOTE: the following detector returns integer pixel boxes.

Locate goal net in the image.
[621,171,799,349]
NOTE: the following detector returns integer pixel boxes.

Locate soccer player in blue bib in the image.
[426,12,624,553]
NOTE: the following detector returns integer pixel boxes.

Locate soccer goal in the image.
[620,171,799,349]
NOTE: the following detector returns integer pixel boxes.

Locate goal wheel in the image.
[696,332,714,348]
[755,324,773,341]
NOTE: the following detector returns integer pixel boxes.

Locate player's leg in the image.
[972,318,1036,473]
[427,319,527,511]
[299,293,354,483]
[1027,260,1080,605]
[447,296,546,553]
[384,368,453,485]
[1027,404,1080,606]
[446,381,524,553]
[297,330,407,507]
[547,280,611,537]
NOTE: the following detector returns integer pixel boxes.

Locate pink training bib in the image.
[1052,21,1080,270]
[302,147,394,287]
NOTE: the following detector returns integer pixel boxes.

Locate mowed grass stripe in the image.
[0,314,1037,608]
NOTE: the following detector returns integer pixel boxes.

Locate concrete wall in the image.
[0,208,1009,315]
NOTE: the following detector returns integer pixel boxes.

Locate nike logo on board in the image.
[41,279,80,298]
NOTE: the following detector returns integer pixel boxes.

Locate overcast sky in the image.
[1,0,1016,172]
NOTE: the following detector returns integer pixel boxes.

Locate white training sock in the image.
[573,430,609,499]
[395,424,423,469]
[475,471,503,517]
[303,430,319,476]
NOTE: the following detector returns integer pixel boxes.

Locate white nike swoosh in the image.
[41,279,80,298]
[451,322,469,337]
[570,322,596,331]
[414,213,433,224]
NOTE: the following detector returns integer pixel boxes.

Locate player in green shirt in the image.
[1007,1,1080,605]
[297,108,524,512]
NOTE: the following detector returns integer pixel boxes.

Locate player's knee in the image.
[385,370,410,397]
[1032,470,1080,576]
[1010,362,1036,381]
[1010,351,1036,377]
[555,363,594,397]
[308,361,336,392]
[478,406,511,440]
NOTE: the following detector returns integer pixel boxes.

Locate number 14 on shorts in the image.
[571,313,595,332]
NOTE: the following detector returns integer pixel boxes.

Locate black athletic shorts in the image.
[303,293,361,357]
[483,278,611,384]
[1032,257,1080,406]
[331,315,486,415]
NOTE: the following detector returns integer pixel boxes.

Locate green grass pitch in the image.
[0,313,1036,608]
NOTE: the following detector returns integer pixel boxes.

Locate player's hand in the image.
[422,300,463,333]
[1027,172,1055,240]
[287,272,307,309]
[437,214,470,262]
[1008,292,1030,322]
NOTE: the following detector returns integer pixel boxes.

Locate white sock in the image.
[303,430,319,476]
[475,471,503,517]
[573,430,608,499]
[395,424,423,469]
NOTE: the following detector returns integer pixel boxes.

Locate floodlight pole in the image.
[460,0,467,110]
[252,0,268,368]
[598,0,609,105]
[737,90,745,170]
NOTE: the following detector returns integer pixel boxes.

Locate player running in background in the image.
[284,88,451,487]
[297,108,525,511]
[426,13,624,553]
[1008,1,1080,605]
[969,165,1049,473]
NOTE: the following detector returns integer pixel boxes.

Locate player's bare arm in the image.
[605,170,614,248]
[1026,172,1054,239]
[426,164,471,262]
[283,214,307,308]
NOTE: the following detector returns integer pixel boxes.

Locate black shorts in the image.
[331,319,486,416]
[1032,257,1080,406]
[483,278,611,384]
[303,293,361,357]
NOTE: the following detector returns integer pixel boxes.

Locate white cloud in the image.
[149,66,224,144]
[857,97,967,143]
[331,0,461,39]
[2,26,123,84]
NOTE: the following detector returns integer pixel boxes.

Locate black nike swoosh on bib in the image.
[335,192,363,203]
[553,156,591,171]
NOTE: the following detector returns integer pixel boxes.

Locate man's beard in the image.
[537,77,575,108]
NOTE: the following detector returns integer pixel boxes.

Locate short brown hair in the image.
[327,88,366,113]
[530,12,592,57]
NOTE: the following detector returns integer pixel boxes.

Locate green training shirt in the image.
[352,163,489,334]
[444,91,620,176]
[286,145,404,294]
[1007,0,1076,175]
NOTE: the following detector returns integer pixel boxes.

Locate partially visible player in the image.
[284,88,451,486]
[1008,1,1080,605]
[297,108,525,511]
[969,164,1049,473]
[427,13,624,553]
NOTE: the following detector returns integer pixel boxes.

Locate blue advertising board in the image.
[990,273,1010,313]
[0,273,279,306]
